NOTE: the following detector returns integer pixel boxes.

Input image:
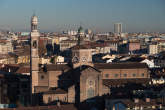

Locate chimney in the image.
[134,98,139,103]
[145,98,150,102]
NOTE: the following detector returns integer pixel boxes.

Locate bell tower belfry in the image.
[30,15,40,93]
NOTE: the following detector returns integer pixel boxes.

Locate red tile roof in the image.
[94,62,148,69]
[16,66,30,74]
[103,78,150,86]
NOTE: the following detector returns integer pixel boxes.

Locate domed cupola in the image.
[78,26,84,35]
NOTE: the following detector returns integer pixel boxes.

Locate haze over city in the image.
[0,0,165,32]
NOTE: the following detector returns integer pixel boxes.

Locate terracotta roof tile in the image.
[16,66,30,74]
[94,62,148,69]
[1,104,77,110]
[103,78,150,86]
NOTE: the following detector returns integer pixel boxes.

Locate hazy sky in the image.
[0,0,165,32]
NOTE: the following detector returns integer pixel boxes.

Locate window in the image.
[87,87,94,99]
[123,74,127,77]
[141,73,145,77]
[105,74,109,78]
[33,40,37,48]
[64,97,67,101]
[132,74,136,77]
[48,97,52,103]
[56,97,59,101]
[41,75,44,79]
[114,74,118,77]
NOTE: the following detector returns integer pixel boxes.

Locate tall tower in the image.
[30,15,40,93]
[114,23,122,34]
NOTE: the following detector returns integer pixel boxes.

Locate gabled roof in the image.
[80,65,101,74]
[74,65,100,73]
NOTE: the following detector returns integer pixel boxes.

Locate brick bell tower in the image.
[30,14,40,93]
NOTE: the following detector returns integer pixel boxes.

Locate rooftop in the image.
[44,88,67,94]
[94,62,148,69]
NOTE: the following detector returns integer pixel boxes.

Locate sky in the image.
[0,0,165,32]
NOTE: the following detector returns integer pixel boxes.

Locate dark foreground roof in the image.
[105,98,160,109]
[2,104,77,110]
[94,62,148,69]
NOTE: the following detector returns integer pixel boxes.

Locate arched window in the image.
[33,40,37,48]
[87,87,94,99]
[86,78,95,99]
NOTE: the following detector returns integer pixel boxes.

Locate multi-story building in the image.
[0,40,13,54]
[155,53,165,68]
[0,73,30,106]
[60,40,77,51]
[127,41,140,54]
[148,42,158,55]
[105,98,162,110]
[0,54,15,64]
[105,40,119,53]
[114,23,122,37]
[114,23,122,34]
[158,40,165,53]
[0,74,8,104]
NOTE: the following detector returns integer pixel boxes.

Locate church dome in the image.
[78,26,84,34]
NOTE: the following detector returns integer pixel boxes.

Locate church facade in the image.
[30,16,150,104]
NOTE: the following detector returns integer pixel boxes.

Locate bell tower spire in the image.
[30,14,40,93]
[31,14,38,32]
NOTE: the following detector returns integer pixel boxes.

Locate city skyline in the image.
[0,0,165,32]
